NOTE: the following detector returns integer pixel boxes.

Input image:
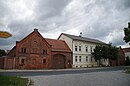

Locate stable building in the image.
[4,29,72,69]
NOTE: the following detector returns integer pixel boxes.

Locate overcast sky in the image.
[0,0,130,50]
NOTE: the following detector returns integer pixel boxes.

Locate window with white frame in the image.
[91,57,93,62]
[86,56,88,62]
[75,46,78,51]
[79,56,81,62]
[86,46,88,52]
[90,46,93,52]
[75,56,78,62]
[79,46,81,51]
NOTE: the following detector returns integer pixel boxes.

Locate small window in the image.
[91,57,93,62]
[86,46,88,52]
[21,59,25,64]
[21,48,26,53]
[45,50,47,54]
[90,46,93,52]
[21,48,23,53]
[79,46,81,51]
[24,48,26,53]
[43,59,46,63]
[43,50,47,54]
[75,56,77,62]
[43,50,45,54]
[86,56,88,62]
[75,46,77,51]
[79,56,81,62]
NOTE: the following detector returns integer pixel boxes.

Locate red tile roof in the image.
[123,48,130,52]
[45,38,71,52]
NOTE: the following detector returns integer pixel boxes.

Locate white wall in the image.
[58,34,109,68]
[58,34,73,51]
[72,40,98,67]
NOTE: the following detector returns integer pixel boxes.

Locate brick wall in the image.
[52,51,72,68]
[4,57,15,69]
[0,57,4,69]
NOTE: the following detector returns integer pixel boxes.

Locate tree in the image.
[92,45,103,66]
[92,44,118,66]
[107,45,118,66]
[123,22,130,43]
[0,49,6,57]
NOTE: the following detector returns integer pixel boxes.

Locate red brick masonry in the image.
[2,29,72,69]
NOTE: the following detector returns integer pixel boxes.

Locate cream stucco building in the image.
[58,33,109,68]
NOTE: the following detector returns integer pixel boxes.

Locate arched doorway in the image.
[52,54,65,69]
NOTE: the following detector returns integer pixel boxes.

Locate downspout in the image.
[72,40,74,67]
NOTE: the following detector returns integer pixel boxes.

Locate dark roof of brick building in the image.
[45,38,71,52]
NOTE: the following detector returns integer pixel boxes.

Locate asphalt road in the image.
[0,66,130,76]
[26,70,130,86]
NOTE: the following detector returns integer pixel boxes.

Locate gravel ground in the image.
[26,71,130,86]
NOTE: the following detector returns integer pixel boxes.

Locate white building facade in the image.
[58,33,109,68]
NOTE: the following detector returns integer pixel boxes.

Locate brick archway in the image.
[52,54,65,69]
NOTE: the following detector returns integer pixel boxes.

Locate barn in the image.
[4,29,72,69]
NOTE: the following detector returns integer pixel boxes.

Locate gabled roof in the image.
[18,29,51,47]
[7,46,16,57]
[59,33,106,44]
[45,38,71,52]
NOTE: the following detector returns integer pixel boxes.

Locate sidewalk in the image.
[0,66,129,72]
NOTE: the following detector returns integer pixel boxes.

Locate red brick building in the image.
[117,47,125,66]
[111,47,125,66]
[4,29,72,69]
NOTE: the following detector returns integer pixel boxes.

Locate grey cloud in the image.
[0,0,130,50]
[34,0,71,20]
[0,1,10,18]
[81,0,130,46]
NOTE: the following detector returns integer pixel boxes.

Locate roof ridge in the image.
[62,33,106,44]
[63,33,99,40]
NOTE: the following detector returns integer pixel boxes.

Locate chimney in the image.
[34,28,38,32]
[79,32,82,37]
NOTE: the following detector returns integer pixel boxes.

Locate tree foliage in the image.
[123,22,130,43]
[92,44,118,66]
[0,49,6,57]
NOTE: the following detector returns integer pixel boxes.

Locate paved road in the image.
[26,71,130,86]
[0,66,130,86]
[0,66,130,76]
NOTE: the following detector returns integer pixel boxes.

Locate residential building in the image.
[58,33,108,68]
[4,29,72,69]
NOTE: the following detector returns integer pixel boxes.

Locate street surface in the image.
[27,71,130,86]
[0,66,129,76]
[0,66,130,86]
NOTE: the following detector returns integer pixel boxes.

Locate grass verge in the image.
[0,75,28,86]
[126,69,130,74]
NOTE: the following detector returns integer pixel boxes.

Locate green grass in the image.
[127,69,130,74]
[0,75,28,86]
